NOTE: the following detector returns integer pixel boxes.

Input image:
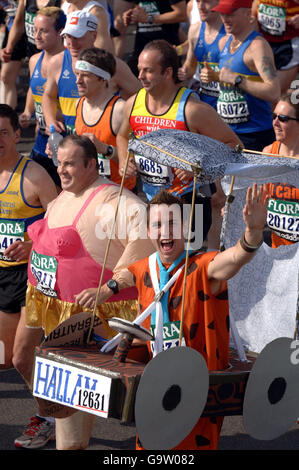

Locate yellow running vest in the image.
[0,156,45,267]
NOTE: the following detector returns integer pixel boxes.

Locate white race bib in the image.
[25,11,35,44]
[34,101,46,133]
[217,87,250,124]
[267,198,299,242]
[150,320,186,355]
[258,3,286,36]
[200,62,220,97]
[135,154,173,186]
[97,156,111,177]
[31,249,58,297]
[0,220,24,261]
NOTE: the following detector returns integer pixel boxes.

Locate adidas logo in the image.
[63,69,70,79]
[33,69,39,78]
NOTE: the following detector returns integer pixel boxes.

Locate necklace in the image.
[230,39,242,53]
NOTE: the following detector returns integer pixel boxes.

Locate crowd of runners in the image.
[0,0,298,452]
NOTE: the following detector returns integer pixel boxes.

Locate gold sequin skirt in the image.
[25,282,139,337]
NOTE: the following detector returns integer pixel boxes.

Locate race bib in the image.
[34,101,46,133]
[66,124,76,135]
[199,62,220,97]
[25,11,35,44]
[217,87,250,124]
[97,155,111,177]
[258,3,286,36]
[0,220,24,261]
[135,154,173,186]
[267,198,299,242]
[150,320,186,355]
[138,1,162,33]
[30,249,58,298]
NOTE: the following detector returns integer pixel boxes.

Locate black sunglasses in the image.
[272,112,299,123]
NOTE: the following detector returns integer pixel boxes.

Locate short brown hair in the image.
[143,39,180,84]
[36,6,66,31]
[58,134,99,170]
[146,189,184,226]
[280,92,299,120]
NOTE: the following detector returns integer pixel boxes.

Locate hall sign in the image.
[32,356,112,418]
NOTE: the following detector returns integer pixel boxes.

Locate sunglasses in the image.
[272,113,299,123]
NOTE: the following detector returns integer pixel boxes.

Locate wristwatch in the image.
[103,145,114,158]
[234,75,243,88]
[107,278,119,295]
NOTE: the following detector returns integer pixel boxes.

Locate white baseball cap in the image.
[60,10,98,38]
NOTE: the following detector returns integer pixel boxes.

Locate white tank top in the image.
[62,0,110,30]
[190,0,200,24]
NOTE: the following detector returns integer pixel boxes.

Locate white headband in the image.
[75,60,111,81]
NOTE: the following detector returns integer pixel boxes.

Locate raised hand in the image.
[200,61,218,84]
[243,183,270,230]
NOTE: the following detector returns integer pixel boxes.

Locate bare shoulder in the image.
[111,97,125,133]
[115,56,131,75]
[188,21,201,44]
[114,97,125,113]
[22,158,58,208]
[185,96,217,125]
[187,93,211,111]
[24,158,54,185]
[29,52,42,73]
[124,93,138,112]
[90,4,108,17]
[262,144,272,153]
[248,34,272,53]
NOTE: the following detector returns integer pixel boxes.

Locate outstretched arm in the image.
[208,183,270,282]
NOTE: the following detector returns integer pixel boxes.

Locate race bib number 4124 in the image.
[0,220,24,260]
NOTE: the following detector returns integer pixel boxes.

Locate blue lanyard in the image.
[151,250,188,326]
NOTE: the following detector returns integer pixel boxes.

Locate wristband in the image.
[239,232,263,253]
[176,45,183,56]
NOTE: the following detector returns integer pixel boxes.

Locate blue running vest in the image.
[217,30,273,134]
[30,51,48,157]
[194,22,226,109]
[57,49,79,135]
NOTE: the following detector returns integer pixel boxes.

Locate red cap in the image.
[212,0,253,14]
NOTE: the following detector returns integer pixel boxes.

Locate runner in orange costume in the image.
[263,93,299,248]
[129,250,229,450]
[74,47,136,190]
[80,184,271,450]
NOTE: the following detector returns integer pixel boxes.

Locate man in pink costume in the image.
[25,133,155,449]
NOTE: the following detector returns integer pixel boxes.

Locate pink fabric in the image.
[27,185,137,303]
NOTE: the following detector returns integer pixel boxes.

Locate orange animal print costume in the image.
[128,250,230,450]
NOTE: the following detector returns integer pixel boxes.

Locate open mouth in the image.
[160,240,174,252]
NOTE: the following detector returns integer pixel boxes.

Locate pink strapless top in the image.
[27,184,137,303]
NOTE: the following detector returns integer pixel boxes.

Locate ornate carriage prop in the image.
[31,130,299,449]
